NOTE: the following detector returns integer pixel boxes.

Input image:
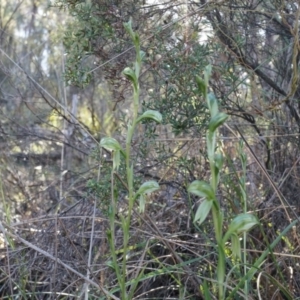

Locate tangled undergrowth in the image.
[1,184,300,299]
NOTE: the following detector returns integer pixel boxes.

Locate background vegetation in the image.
[1,0,300,299]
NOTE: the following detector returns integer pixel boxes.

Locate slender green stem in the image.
[121,28,141,299]
[208,113,225,299]
[191,67,258,299]
[100,21,161,299]
[239,143,248,296]
[109,172,124,297]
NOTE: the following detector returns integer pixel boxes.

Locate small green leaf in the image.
[204,64,212,85]
[140,50,146,60]
[213,165,221,186]
[194,199,213,225]
[137,180,160,195]
[207,93,219,117]
[214,153,224,170]
[133,32,140,47]
[231,234,241,260]
[106,260,116,270]
[112,150,120,170]
[100,137,122,152]
[196,75,206,96]
[123,67,138,89]
[208,112,228,133]
[137,110,162,123]
[123,18,135,39]
[224,213,258,242]
[206,131,216,160]
[188,180,215,200]
[139,194,146,213]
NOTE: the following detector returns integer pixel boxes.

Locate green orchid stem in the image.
[101,20,161,300]
[212,198,225,299]
[208,125,225,299]
[239,141,249,296]
[205,84,227,300]
[121,21,141,300]
[191,66,258,299]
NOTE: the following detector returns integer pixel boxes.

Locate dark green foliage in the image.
[56,0,146,87]
[144,42,212,136]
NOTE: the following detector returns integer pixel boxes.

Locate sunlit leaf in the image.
[214,153,224,171]
[188,180,215,200]
[112,149,120,170]
[100,137,122,152]
[204,64,212,86]
[123,18,135,40]
[206,131,216,160]
[208,112,228,133]
[139,194,146,213]
[196,75,206,96]
[207,93,219,117]
[223,213,258,243]
[106,260,116,271]
[137,180,160,195]
[194,199,213,225]
[137,110,162,123]
[140,50,146,60]
[231,234,241,260]
[123,67,138,89]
